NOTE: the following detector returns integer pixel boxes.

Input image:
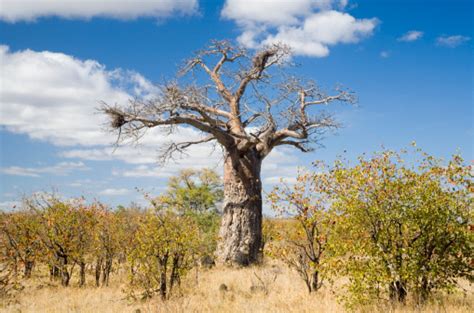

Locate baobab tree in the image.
[102,40,355,266]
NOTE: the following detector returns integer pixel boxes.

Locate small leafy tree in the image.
[328,147,473,306]
[0,259,21,303]
[156,168,223,259]
[0,214,23,302]
[114,205,144,283]
[28,195,97,287]
[72,203,98,287]
[0,209,42,278]
[115,204,143,264]
[93,204,122,287]
[268,170,335,293]
[158,168,223,214]
[127,208,200,300]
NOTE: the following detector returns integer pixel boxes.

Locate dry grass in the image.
[1,261,472,313]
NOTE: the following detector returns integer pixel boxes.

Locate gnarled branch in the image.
[101,41,355,162]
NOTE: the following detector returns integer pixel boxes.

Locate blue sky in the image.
[0,0,472,213]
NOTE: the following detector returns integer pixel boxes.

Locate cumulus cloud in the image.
[0,0,198,22]
[221,0,378,57]
[436,35,471,48]
[99,188,130,196]
[261,11,378,57]
[0,162,88,177]
[0,45,158,146]
[338,0,349,9]
[222,0,332,26]
[398,30,423,42]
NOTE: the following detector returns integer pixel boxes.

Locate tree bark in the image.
[50,253,61,281]
[102,256,112,286]
[169,254,181,295]
[50,264,60,280]
[95,257,102,287]
[60,256,70,287]
[24,260,34,278]
[159,255,168,300]
[389,280,407,303]
[415,277,431,304]
[79,261,86,287]
[310,270,320,292]
[215,149,263,266]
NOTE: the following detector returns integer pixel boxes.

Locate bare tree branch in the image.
[158,135,216,163]
[100,40,355,161]
[274,140,313,153]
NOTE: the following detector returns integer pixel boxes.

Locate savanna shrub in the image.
[268,170,336,293]
[269,146,473,307]
[328,147,472,306]
[127,209,200,300]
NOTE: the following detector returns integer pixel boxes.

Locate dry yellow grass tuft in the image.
[1,261,472,313]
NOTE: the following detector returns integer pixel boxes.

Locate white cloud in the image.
[0,0,198,22]
[263,175,298,185]
[338,0,348,9]
[105,146,301,190]
[0,45,222,175]
[99,188,130,196]
[222,0,378,57]
[112,145,223,177]
[398,30,423,42]
[60,126,223,165]
[262,147,301,186]
[0,45,158,146]
[380,51,390,58]
[0,162,88,177]
[436,35,471,48]
[68,179,95,187]
[0,46,304,187]
[62,131,300,184]
[262,164,299,185]
[114,162,218,178]
[222,0,332,26]
[262,11,378,57]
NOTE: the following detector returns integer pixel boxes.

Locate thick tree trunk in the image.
[216,149,263,266]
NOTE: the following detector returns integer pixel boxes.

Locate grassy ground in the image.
[1,261,472,313]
